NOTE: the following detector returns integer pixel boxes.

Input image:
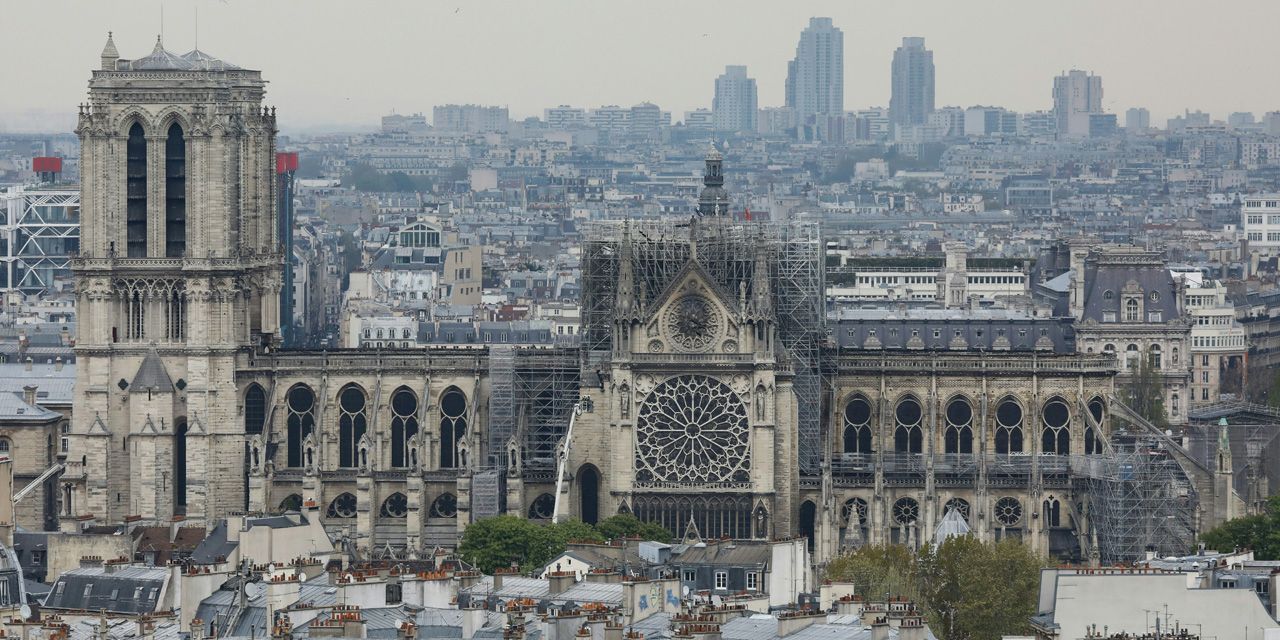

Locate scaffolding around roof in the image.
[1076,437,1200,565]
[580,217,826,473]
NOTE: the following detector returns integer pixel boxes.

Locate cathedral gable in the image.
[641,259,741,354]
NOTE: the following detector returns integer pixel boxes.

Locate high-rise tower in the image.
[63,34,280,527]
[785,18,843,120]
[1053,69,1104,138]
[889,37,935,131]
[713,66,758,133]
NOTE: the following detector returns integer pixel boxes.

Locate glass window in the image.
[714,571,728,590]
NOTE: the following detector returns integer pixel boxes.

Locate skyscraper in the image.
[713,65,758,133]
[785,17,843,120]
[889,37,935,130]
[1052,70,1103,138]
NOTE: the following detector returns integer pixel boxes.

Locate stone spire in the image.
[100,32,119,70]
[697,146,730,216]
[615,222,637,321]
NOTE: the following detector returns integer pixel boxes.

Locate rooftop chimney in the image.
[548,570,576,596]
[23,385,37,407]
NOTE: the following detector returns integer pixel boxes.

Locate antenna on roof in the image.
[194,5,198,49]
[160,3,164,45]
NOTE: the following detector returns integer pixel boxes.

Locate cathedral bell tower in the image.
[63,35,281,528]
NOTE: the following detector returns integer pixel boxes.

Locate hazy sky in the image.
[3,0,1279,133]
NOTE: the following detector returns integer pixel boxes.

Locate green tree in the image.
[595,514,673,542]
[825,543,920,603]
[826,539,1042,640]
[1201,494,1280,560]
[550,518,605,545]
[457,515,561,574]
[1122,349,1168,429]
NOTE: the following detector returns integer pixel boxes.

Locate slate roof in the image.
[0,362,75,405]
[674,542,771,567]
[1080,250,1181,324]
[0,392,59,422]
[129,350,173,393]
[43,566,168,614]
[117,38,240,72]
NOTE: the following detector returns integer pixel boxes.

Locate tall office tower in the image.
[1052,70,1104,138]
[784,17,844,120]
[1125,107,1150,133]
[67,35,281,526]
[713,66,758,133]
[889,37,935,130]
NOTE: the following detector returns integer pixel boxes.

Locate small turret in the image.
[101,32,119,70]
[697,146,730,216]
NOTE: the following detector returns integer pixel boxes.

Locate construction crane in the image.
[551,401,586,524]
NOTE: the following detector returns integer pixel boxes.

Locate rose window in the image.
[327,493,357,519]
[995,497,1023,526]
[635,375,750,485]
[841,498,869,526]
[892,497,919,525]
[664,296,721,351]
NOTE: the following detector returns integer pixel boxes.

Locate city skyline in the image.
[1,0,1279,132]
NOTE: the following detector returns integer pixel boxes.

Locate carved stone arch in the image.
[753,501,770,539]
[154,107,194,136]
[892,393,924,454]
[114,107,155,137]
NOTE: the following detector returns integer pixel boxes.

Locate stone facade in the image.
[64,40,1230,567]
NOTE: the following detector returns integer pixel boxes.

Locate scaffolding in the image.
[514,347,581,470]
[486,344,516,464]
[580,217,826,472]
[0,186,80,295]
[1077,438,1200,565]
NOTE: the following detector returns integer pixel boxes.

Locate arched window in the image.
[1086,396,1105,455]
[380,493,408,518]
[439,388,467,468]
[244,384,266,435]
[1148,344,1162,369]
[528,493,555,520]
[326,493,357,519]
[1041,398,1070,455]
[1124,298,1140,322]
[429,493,457,518]
[286,385,315,468]
[842,396,872,454]
[0,438,12,458]
[995,398,1024,454]
[893,397,922,454]
[1042,497,1062,528]
[338,385,367,468]
[279,494,303,512]
[390,387,419,468]
[164,122,186,257]
[126,122,147,257]
[944,397,973,454]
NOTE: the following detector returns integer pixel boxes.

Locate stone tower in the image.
[63,35,280,528]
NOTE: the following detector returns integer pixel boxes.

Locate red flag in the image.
[744,206,752,221]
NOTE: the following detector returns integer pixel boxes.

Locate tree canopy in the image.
[458,515,671,574]
[1201,494,1280,560]
[826,538,1043,640]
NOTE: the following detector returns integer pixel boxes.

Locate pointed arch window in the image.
[893,397,923,454]
[995,399,1024,454]
[338,385,367,468]
[164,122,186,257]
[390,387,419,468]
[842,396,872,454]
[286,385,315,468]
[439,388,467,468]
[244,384,266,434]
[944,398,974,454]
[1041,399,1070,455]
[126,122,147,257]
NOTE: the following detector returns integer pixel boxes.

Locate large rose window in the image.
[635,375,750,485]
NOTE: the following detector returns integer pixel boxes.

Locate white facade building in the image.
[713,65,758,133]
[1241,194,1280,253]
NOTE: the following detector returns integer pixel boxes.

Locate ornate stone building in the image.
[63,39,1231,566]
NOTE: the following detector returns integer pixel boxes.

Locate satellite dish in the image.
[244,583,262,599]
[682,586,690,598]
[297,571,307,583]
[19,604,31,620]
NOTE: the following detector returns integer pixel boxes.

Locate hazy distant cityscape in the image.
[0,7,1279,640]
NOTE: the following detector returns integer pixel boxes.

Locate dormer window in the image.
[1103,290,1114,301]
[1124,298,1140,322]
